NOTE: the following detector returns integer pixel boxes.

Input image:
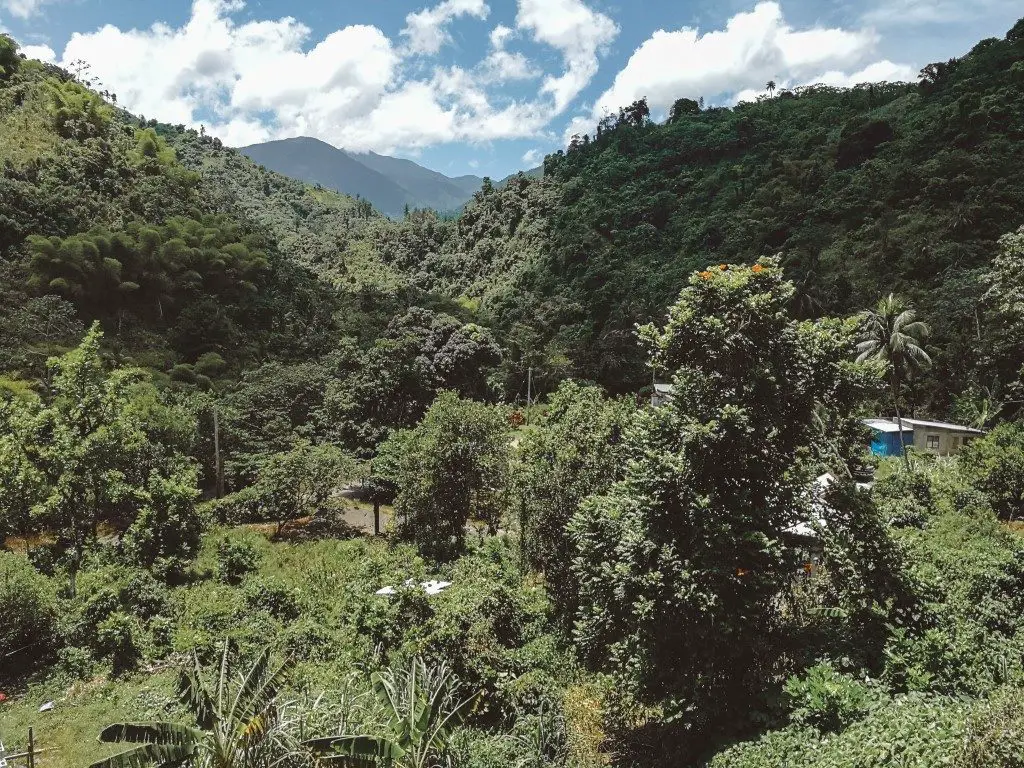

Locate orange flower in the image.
[803,562,815,574]
[699,271,713,280]
[736,567,749,577]
[751,264,764,274]
[719,264,728,271]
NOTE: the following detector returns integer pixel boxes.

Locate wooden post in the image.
[28,727,35,768]
[373,499,380,536]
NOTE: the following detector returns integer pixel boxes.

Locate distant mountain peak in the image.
[238,137,493,217]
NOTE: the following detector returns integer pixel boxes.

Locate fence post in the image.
[27,727,34,768]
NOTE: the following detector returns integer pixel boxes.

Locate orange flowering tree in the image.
[569,257,876,757]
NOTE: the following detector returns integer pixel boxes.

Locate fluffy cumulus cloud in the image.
[401,0,489,56]
[0,0,56,19]
[40,0,930,156]
[521,148,543,166]
[592,2,912,120]
[51,0,619,152]
[516,0,619,112]
[19,42,55,62]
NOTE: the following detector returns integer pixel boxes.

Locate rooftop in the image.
[864,418,910,434]
[898,417,985,434]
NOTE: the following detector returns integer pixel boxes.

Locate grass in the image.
[0,671,178,767]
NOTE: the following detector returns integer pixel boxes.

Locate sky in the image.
[1,0,1021,180]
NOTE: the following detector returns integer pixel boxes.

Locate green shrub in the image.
[959,685,1024,767]
[243,576,301,621]
[169,363,198,384]
[960,422,1024,521]
[216,536,261,585]
[194,352,227,378]
[707,694,976,767]
[784,663,881,731]
[95,611,141,675]
[55,645,95,682]
[120,569,171,619]
[0,551,60,675]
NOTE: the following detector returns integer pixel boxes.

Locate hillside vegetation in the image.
[3,19,1024,768]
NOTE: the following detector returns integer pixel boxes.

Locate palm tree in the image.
[856,294,932,470]
[766,80,777,97]
[90,641,297,768]
[305,657,476,768]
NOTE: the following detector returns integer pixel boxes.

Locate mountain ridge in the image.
[239,136,493,217]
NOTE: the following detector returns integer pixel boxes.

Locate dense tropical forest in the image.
[2,17,1024,767]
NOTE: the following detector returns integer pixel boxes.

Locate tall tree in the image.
[33,324,202,592]
[511,381,633,626]
[0,397,46,553]
[378,392,509,561]
[855,294,932,470]
[570,259,872,755]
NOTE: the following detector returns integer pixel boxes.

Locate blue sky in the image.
[2,0,1021,180]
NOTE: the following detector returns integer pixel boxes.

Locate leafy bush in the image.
[215,536,261,585]
[122,468,204,581]
[120,569,170,620]
[707,694,976,768]
[243,576,301,621]
[959,422,1024,521]
[0,551,60,675]
[95,611,141,675]
[784,664,881,731]
[959,685,1024,767]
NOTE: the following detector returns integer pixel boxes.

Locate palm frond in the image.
[98,723,202,747]
[88,742,193,768]
[178,654,215,730]
[304,735,405,761]
[228,645,274,725]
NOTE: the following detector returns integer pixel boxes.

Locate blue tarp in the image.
[869,427,914,457]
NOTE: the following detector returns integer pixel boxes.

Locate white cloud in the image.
[478,20,539,84]
[595,2,907,119]
[479,50,540,83]
[401,0,489,56]
[0,0,57,19]
[54,0,604,153]
[516,0,619,112]
[521,148,543,165]
[862,0,1021,26]
[490,24,514,49]
[19,43,56,62]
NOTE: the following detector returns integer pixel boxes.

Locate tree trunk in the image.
[894,399,911,473]
[373,499,380,536]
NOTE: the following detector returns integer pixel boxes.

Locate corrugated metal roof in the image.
[899,418,984,434]
[864,418,911,433]
[654,383,674,394]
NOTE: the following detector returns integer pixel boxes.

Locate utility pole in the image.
[213,404,224,499]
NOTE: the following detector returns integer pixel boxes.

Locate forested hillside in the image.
[4,18,1024,768]
[361,19,1024,411]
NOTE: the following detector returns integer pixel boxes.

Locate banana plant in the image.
[305,657,476,768]
[90,640,297,768]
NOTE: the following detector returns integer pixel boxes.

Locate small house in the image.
[864,417,984,457]
[900,418,984,456]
